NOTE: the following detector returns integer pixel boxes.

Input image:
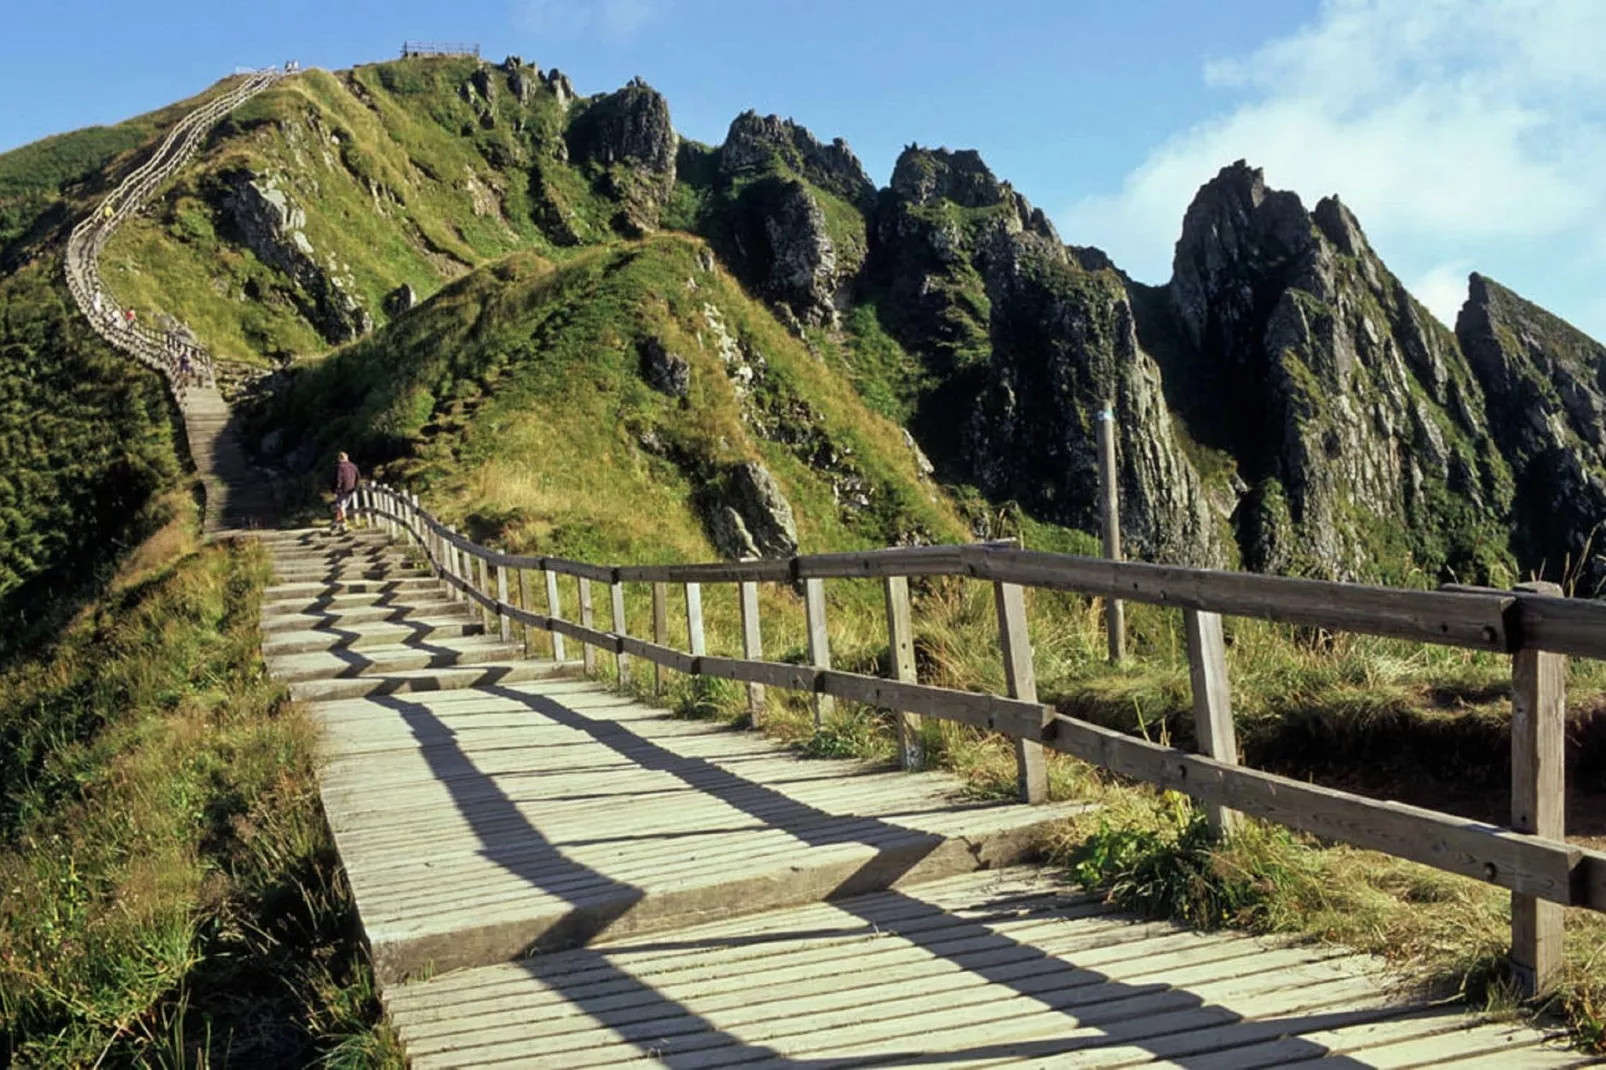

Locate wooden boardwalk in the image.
[260,529,1599,1068]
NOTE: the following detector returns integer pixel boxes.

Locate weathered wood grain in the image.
[738,579,764,722]
[1185,608,1241,837]
[884,575,922,771]
[1511,579,1567,997]
[805,576,834,726]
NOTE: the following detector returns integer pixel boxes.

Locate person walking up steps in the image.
[332,451,360,535]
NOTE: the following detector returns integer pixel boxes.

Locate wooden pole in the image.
[611,580,630,687]
[519,569,536,657]
[685,582,705,656]
[738,579,765,723]
[994,580,1048,803]
[884,575,923,771]
[1097,404,1125,663]
[578,577,596,674]
[652,581,669,696]
[1185,608,1242,836]
[805,577,834,728]
[1510,579,1567,997]
[545,569,566,662]
[475,554,494,632]
[496,564,512,644]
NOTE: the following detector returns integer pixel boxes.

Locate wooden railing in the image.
[62,67,284,408]
[356,482,1606,996]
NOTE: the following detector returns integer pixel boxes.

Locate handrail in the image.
[354,479,1606,980]
[62,67,285,409]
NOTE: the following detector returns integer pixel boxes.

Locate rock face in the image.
[870,146,1223,565]
[1458,274,1606,586]
[566,78,677,235]
[385,283,417,316]
[706,460,798,559]
[1165,161,1511,580]
[640,336,690,397]
[716,114,875,328]
[220,171,372,344]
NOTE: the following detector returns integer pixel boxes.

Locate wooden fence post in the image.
[884,575,923,771]
[805,577,834,728]
[1097,404,1126,663]
[578,577,596,674]
[495,564,512,644]
[611,579,630,686]
[1511,579,1567,997]
[475,555,494,632]
[519,569,536,657]
[1185,608,1242,836]
[994,580,1048,803]
[652,582,669,696]
[545,568,566,662]
[685,582,705,657]
[739,579,765,723]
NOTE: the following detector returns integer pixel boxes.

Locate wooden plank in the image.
[685,582,705,656]
[495,565,511,644]
[696,655,819,694]
[995,581,1048,803]
[1590,851,1606,912]
[820,670,1050,740]
[805,577,834,726]
[615,559,792,584]
[884,575,923,771]
[544,569,566,663]
[796,545,966,580]
[964,547,1513,651]
[1044,713,1587,905]
[610,581,630,685]
[577,577,596,675]
[1097,403,1126,662]
[1511,580,1567,997]
[548,615,619,654]
[738,580,765,722]
[621,635,697,677]
[1185,608,1242,837]
[1512,589,1606,660]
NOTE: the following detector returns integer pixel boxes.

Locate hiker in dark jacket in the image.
[333,452,360,534]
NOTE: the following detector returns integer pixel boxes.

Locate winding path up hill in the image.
[61,67,284,531]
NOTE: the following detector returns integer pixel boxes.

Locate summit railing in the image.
[355,481,1606,997]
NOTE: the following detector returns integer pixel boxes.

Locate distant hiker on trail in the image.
[333,451,360,535]
[123,308,136,331]
[92,290,103,316]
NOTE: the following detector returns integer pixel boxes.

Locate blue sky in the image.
[4,0,1603,340]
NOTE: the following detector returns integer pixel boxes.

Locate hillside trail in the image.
[255,524,1596,1068]
[62,66,285,533]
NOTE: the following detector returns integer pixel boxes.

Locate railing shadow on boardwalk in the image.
[366,684,1391,1068]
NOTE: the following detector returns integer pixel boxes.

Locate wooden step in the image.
[267,637,528,683]
[262,617,488,656]
[260,599,473,632]
[289,659,582,703]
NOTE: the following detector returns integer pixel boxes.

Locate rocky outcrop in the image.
[566,78,676,235]
[716,114,874,328]
[1458,274,1606,585]
[220,171,372,344]
[706,460,798,559]
[721,111,876,209]
[640,336,690,397]
[385,283,417,316]
[870,145,1223,565]
[1164,162,1511,580]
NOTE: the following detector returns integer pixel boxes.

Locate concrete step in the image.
[260,599,474,632]
[262,576,445,604]
[272,564,428,583]
[267,637,528,683]
[262,617,488,656]
[289,658,582,702]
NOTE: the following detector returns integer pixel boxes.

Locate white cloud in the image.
[1410,261,1476,330]
[518,0,666,40]
[1062,0,1606,338]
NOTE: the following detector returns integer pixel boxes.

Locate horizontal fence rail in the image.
[354,482,1606,996]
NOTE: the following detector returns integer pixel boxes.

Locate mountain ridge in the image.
[2,53,1604,610]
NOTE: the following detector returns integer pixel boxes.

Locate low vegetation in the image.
[0,501,397,1067]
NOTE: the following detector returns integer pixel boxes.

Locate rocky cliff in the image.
[1162,162,1513,582]
[1458,273,1606,587]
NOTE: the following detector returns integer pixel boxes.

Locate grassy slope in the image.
[0,260,180,658]
[0,503,396,1066]
[275,235,963,563]
[96,58,620,366]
